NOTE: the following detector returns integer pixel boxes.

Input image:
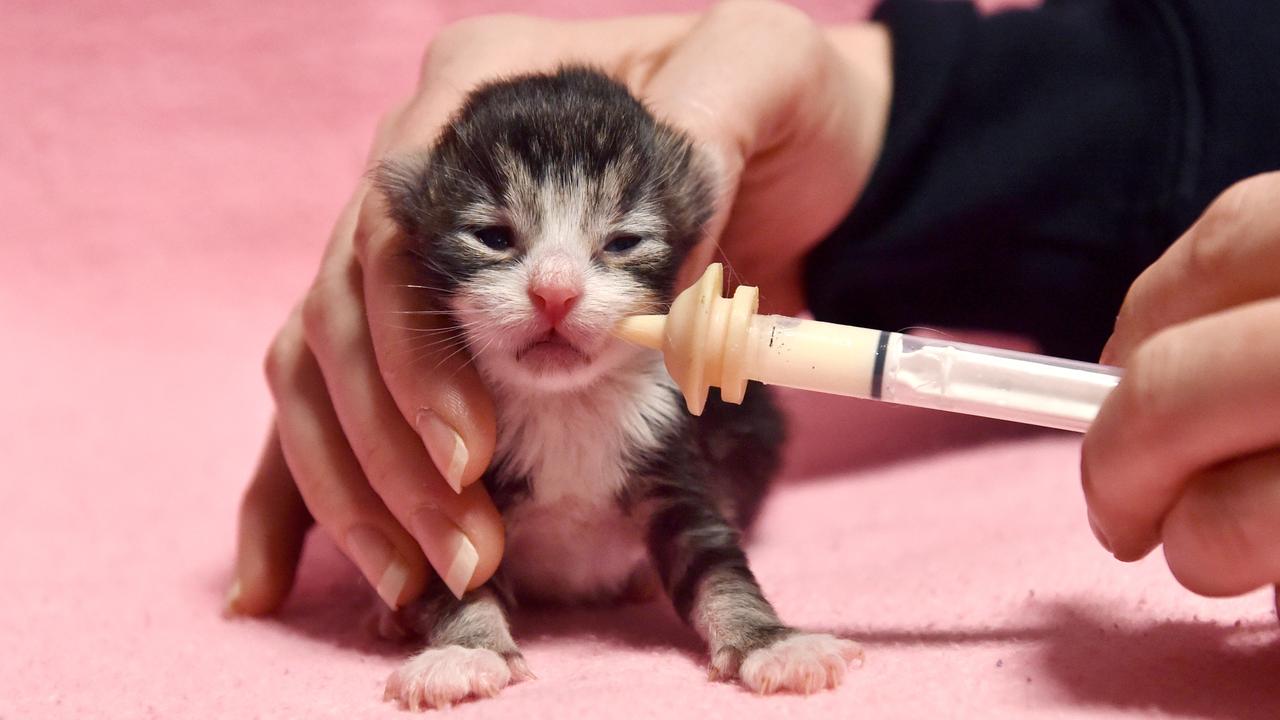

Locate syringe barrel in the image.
[881,334,1122,432]
[747,316,884,398]
[746,315,1122,432]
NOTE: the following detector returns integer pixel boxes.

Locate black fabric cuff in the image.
[803,0,1187,360]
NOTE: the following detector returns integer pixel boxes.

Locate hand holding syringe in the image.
[615,264,1122,431]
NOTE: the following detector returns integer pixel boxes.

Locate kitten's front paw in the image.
[714,633,863,695]
[384,646,519,710]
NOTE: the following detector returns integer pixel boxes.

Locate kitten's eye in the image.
[603,234,643,254]
[470,225,514,251]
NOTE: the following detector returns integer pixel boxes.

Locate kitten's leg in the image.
[384,582,531,711]
[645,487,862,694]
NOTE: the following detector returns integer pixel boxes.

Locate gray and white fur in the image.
[375,67,861,710]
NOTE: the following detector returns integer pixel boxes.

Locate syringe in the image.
[614,264,1123,432]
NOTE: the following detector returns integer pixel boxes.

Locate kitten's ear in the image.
[372,152,432,236]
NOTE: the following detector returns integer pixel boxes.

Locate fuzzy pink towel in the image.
[3,1,1276,718]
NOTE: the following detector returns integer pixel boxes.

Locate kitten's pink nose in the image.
[529,283,580,326]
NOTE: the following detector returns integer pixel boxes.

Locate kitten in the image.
[374,66,861,710]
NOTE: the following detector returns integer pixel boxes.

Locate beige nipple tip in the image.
[612,314,666,349]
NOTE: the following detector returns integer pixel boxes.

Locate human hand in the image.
[229,0,891,615]
[1083,172,1280,614]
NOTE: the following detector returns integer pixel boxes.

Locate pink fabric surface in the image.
[3,1,1277,718]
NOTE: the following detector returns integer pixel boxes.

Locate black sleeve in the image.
[803,0,1280,361]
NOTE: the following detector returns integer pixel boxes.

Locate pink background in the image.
[2,1,1276,718]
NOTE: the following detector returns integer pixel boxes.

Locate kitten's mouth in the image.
[515,330,592,371]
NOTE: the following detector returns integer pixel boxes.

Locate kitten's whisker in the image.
[429,339,476,373]
[379,323,459,332]
[379,329,470,351]
[393,284,453,292]
[380,324,488,354]
[444,334,496,383]
[401,339,468,367]
[711,240,745,292]
[386,334,468,357]
[378,316,495,333]
[379,323,466,334]
[384,317,500,360]
[396,329,473,360]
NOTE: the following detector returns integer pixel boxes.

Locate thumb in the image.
[643,3,888,312]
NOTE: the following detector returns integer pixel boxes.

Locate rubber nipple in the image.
[612,264,758,415]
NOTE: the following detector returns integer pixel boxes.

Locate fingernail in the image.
[416,410,468,493]
[222,579,242,616]
[347,525,410,609]
[408,508,478,599]
[1087,509,1113,553]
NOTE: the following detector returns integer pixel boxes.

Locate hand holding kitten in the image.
[228,1,890,616]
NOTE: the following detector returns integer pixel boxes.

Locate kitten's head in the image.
[377,67,713,393]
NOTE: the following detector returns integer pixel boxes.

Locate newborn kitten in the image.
[374,67,861,710]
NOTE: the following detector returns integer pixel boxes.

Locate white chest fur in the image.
[492,359,680,602]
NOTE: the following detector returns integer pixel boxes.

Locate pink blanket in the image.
[3,1,1276,718]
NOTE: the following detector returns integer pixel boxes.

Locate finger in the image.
[267,309,431,609]
[641,2,889,311]
[356,201,497,492]
[228,425,313,616]
[301,236,503,598]
[1102,171,1280,365]
[1082,297,1280,560]
[1160,449,1280,597]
